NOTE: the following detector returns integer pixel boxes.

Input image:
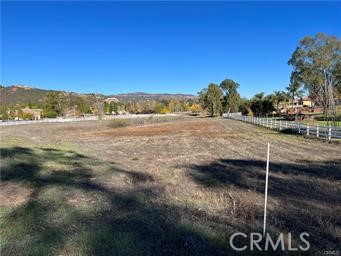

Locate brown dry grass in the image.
[1,116,340,254]
[0,182,33,207]
[79,119,222,138]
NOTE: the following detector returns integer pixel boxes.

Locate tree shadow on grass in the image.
[1,146,236,256]
[184,158,341,252]
[186,158,341,187]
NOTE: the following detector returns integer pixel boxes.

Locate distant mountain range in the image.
[112,92,197,102]
[0,85,91,105]
[0,85,197,105]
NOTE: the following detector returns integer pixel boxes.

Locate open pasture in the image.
[1,117,340,255]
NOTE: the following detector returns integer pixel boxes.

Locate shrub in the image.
[190,103,201,113]
[22,113,34,120]
[1,112,9,121]
[108,115,182,128]
[160,106,170,114]
[108,119,131,128]
[43,111,58,118]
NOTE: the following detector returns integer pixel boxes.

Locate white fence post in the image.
[263,142,270,237]
[316,125,319,138]
[223,114,338,140]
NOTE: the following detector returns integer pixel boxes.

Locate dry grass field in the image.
[1,116,340,255]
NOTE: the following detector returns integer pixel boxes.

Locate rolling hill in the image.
[0,85,197,106]
[112,92,197,102]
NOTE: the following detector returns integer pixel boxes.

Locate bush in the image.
[108,119,131,128]
[190,103,201,113]
[160,106,170,114]
[1,112,9,121]
[108,115,182,129]
[43,111,58,118]
[22,113,34,120]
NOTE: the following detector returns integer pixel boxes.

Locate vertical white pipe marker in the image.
[263,142,270,237]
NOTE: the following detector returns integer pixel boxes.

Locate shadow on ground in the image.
[2,146,339,255]
[185,158,341,252]
[1,146,234,256]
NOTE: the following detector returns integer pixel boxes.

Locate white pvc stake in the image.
[263,142,270,237]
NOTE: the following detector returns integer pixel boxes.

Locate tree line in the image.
[198,80,279,117]
[199,33,341,120]
[0,92,201,120]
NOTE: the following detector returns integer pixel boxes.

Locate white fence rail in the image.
[0,114,179,127]
[223,113,341,140]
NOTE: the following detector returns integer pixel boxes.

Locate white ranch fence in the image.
[223,113,341,140]
[0,114,179,127]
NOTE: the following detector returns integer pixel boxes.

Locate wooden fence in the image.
[223,113,341,140]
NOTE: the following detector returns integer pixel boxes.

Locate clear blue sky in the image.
[1,1,340,98]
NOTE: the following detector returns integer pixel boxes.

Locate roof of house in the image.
[21,107,43,115]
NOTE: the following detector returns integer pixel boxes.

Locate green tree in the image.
[250,93,275,117]
[263,94,277,116]
[286,81,304,119]
[153,101,165,114]
[109,102,118,114]
[199,83,223,117]
[44,92,65,116]
[198,88,208,108]
[74,97,91,114]
[335,62,341,95]
[104,101,110,114]
[219,79,241,113]
[288,33,341,120]
[125,101,139,114]
[186,99,194,107]
[0,107,9,120]
[272,91,288,113]
[239,97,253,116]
[250,93,265,116]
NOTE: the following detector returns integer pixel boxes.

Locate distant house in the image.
[278,97,316,115]
[21,107,43,120]
[278,99,302,114]
[104,97,119,104]
[302,97,313,107]
[278,96,340,119]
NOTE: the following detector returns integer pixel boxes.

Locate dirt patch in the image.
[80,119,224,138]
[0,182,33,207]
